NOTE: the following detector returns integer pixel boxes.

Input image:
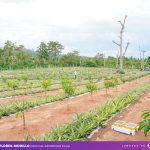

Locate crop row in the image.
[0,71,149,98]
[28,82,150,141]
[0,73,149,118]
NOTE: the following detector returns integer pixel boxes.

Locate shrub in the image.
[86,81,97,96]
[121,77,126,83]
[61,77,76,111]
[6,80,19,91]
[104,79,116,95]
[42,79,51,96]
[22,74,29,82]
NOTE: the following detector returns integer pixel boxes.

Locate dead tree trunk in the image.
[112,15,130,73]
[141,50,146,71]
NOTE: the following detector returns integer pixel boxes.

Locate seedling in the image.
[61,77,75,111]
[86,80,97,100]
[42,79,51,96]
[6,79,19,99]
[104,79,116,96]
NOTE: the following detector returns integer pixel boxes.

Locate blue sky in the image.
[0,0,149,58]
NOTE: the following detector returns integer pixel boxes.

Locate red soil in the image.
[0,76,149,141]
[90,90,150,141]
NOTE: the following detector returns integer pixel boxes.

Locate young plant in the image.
[61,77,75,111]
[86,80,97,100]
[104,79,116,96]
[6,80,19,99]
[121,77,126,83]
[42,79,51,96]
[15,102,26,129]
[112,77,119,91]
[138,110,150,136]
[22,74,29,82]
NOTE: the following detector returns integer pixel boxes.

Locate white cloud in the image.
[0,0,150,57]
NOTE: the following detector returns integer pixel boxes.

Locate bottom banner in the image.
[0,142,150,150]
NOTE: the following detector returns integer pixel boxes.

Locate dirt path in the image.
[0,84,86,105]
[0,76,149,141]
[0,89,63,105]
[90,90,150,141]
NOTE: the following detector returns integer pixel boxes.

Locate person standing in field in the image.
[74,70,78,79]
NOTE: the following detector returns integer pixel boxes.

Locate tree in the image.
[112,15,130,73]
[37,42,49,64]
[3,41,24,69]
[42,79,51,96]
[86,80,97,100]
[61,77,75,111]
[6,80,19,98]
[138,110,150,136]
[47,41,64,63]
[62,50,80,66]
[104,79,116,95]
[140,50,146,70]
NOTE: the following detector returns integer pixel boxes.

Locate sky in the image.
[0,0,150,58]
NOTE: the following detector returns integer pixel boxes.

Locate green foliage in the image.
[61,77,75,97]
[120,70,125,74]
[35,74,41,80]
[29,82,150,141]
[138,110,150,136]
[42,79,51,95]
[112,77,119,85]
[22,74,29,82]
[15,102,26,129]
[104,80,116,89]
[86,81,97,95]
[1,75,7,83]
[121,77,126,83]
[6,80,19,90]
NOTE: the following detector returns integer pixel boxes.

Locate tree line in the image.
[0,40,149,70]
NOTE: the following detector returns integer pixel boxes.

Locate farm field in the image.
[0,67,150,141]
[90,89,150,141]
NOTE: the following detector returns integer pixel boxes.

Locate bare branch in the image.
[118,20,123,26]
[112,40,120,47]
[123,41,130,56]
[123,15,128,25]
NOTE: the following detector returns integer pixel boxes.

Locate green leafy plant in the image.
[86,80,97,100]
[104,79,116,95]
[61,77,76,111]
[15,102,26,129]
[6,79,19,99]
[121,77,126,83]
[22,74,29,82]
[42,79,51,96]
[27,82,150,141]
[138,110,150,136]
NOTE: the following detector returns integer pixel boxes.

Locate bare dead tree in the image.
[116,49,119,68]
[141,50,146,71]
[139,46,142,70]
[112,15,130,73]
